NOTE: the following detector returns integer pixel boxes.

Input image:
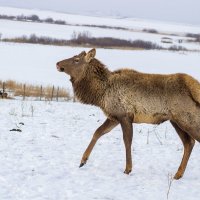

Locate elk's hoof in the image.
[124,169,132,175]
[174,172,183,180]
[79,162,86,168]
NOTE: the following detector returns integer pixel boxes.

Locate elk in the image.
[56,48,200,179]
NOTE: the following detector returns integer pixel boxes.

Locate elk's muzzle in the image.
[56,62,64,72]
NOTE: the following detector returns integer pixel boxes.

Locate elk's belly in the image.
[133,113,168,124]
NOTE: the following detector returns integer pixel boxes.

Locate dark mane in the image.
[112,68,139,75]
[72,58,110,106]
[87,58,110,81]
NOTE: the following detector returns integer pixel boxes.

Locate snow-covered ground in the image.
[1,6,200,34]
[0,100,200,200]
[0,42,200,200]
[0,19,185,43]
[0,6,200,200]
[1,19,198,51]
[0,7,200,50]
[0,42,199,90]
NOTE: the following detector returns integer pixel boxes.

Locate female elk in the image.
[57,49,200,179]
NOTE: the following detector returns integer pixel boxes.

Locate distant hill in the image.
[0,0,200,25]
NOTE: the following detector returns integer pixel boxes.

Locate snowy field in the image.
[0,100,200,200]
[0,43,200,199]
[1,6,200,34]
[0,6,200,200]
[1,20,199,51]
[0,42,200,91]
[0,7,200,50]
[0,19,186,44]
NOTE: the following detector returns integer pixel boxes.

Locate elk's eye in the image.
[74,58,79,63]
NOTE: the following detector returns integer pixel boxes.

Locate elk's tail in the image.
[184,75,200,106]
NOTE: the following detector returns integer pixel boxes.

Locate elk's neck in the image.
[71,76,108,107]
[71,59,110,107]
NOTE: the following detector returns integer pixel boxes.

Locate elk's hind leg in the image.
[120,116,133,174]
[170,121,195,180]
[80,118,119,167]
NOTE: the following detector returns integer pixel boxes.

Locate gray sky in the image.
[0,0,199,25]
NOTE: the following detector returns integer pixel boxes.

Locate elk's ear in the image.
[79,51,86,57]
[85,48,96,63]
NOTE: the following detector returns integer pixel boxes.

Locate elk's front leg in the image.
[80,118,119,167]
[171,121,195,180]
[120,116,133,174]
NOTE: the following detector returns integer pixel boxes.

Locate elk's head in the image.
[56,48,96,79]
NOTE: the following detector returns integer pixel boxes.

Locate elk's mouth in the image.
[57,64,64,72]
[60,67,64,72]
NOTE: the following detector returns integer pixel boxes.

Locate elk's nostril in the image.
[56,62,64,72]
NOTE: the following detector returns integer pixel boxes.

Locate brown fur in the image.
[57,48,200,179]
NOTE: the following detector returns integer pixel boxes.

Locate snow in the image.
[0,6,200,200]
[0,43,200,200]
[0,100,200,200]
[0,7,200,50]
[0,0,200,25]
[0,42,199,90]
[1,19,198,50]
[0,6,200,34]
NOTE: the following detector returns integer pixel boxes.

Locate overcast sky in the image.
[0,0,199,25]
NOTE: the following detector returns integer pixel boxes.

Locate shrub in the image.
[168,45,187,51]
[1,80,70,100]
[70,32,163,50]
[3,32,189,51]
[143,29,158,34]
[44,18,54,23]
[54,20,66,25]
[186,33,200,42]
[0,14,15,20]
[27,15,40,22]
[16,15,26,21]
